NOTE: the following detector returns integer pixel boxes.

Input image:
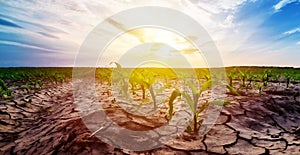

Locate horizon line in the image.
[0,65,299,69]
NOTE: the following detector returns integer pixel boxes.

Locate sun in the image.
[98,27,207,68]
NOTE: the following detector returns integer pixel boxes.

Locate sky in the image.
[0,0,300,67]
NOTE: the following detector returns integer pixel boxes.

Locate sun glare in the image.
[98,27,207,68]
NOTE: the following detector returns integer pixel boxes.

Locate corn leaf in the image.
[182,91,195,113]
[168,89,181,120]
[208,100,233,106]
[187,81,198,95]
[149,85,156,105]
[110,62,122,70]
[193,93,200,107]
[226,85,241,96]
[199,80,212,94]
[0,79,8,91]
[196,102,209,116]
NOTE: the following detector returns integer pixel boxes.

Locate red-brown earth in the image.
[0,81,300,155]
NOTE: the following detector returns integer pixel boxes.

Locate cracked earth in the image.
[0,81,300,154]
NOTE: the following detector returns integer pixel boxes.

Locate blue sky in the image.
[0,0,299,67]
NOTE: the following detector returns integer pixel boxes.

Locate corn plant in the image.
[129,73,138,95]
[284,71,294,88]
[202,69,211,82]
[132,69,157,107]
[272,74,281,83]
[0,68,71,92]
[36,79,43,89]
[246,73,255,89]
[238,69,249,88]
[168,80,212,135]
[0,79,8,91]
[0,79,12,99]
[227,69,236,87]
[261,69,272,87]
[30,79,43,90]
[168,79,234,135]
[96,68,112,85]
[22,83,31,93]
[110,62,130,99]
[254,81,263,94]
[272,74,281,90]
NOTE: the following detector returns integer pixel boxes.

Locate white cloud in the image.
[283,27,300,35]
[0,40,59,52]
[297,41,300,45]
[273,0,300,11]
[2,0,274,66]
[188,0,247,14]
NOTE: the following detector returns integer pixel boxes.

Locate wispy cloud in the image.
[0,0,267,67]
[0,0,300,67]
[297,41,300,45]
[273,0,300,11]
[37,32,59,39]
[0,18,22,28]
[0,40,59,53]
[283,27,300,35]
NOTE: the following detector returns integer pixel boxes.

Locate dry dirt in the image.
[0,82,300,155]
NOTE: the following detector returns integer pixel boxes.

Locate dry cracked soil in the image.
[0,81,300,155]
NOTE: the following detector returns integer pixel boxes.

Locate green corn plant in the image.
[0,79,12,99]
[10,74,17,81]
[169,80,212,135]
[0,79,7,98]
[36,79,43,89]
[168,89,181,120]
[225,69,241,96]
[261,69,272,87]
[254,81,263,94]
[97,68,112,85]
[238,69,249,88]
[295,74,300,83]
[0,89,3,97]
[272,74,281,83]
[246,73,255,89]
[22,83,30,93]
[50,78,55,85]
[168,80,234,135]
[55,73,65,83]
[195,69,210,83]
[272,74,281,90]
[110,62,129,99]
[31,79,43,90]
[129,72,139,95]
[134,70,157,108]
[284,71,294,88]
[202,70,211,82]
[227,68,237,87]
[0,79,8,91]
[3,90,12,99]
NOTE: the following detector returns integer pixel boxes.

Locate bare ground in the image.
[0,82,300,154]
